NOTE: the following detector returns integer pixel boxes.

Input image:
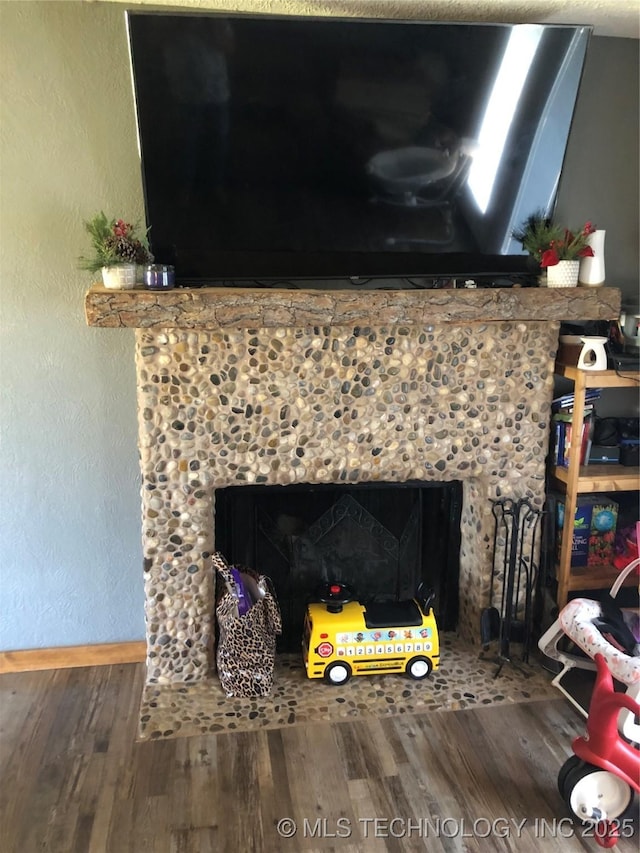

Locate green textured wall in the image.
[0,1,145,649]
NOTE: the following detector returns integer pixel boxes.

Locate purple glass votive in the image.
[144,264,175,290]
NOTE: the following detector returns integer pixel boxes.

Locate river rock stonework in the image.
[136,320,559,684]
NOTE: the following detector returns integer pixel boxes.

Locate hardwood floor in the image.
[0,663,637,852]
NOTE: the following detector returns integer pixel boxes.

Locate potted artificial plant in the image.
[79,211,152,289]
[513,211,595,288]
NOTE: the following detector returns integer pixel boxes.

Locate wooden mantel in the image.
[85,284,621,329]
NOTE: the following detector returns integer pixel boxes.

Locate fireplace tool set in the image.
[481,497,544,676]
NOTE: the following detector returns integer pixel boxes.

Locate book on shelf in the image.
[552,406,594,423]
[552,411,593,467]
[551,388,601,413]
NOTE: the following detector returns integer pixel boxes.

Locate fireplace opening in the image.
[214,481,462,652]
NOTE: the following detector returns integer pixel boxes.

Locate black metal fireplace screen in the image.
[214,481,462,651]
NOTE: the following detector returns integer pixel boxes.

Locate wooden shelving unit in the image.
[550,362,639,608]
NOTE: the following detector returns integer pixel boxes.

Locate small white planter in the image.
[546,260,580,288]
[101,264,137,290]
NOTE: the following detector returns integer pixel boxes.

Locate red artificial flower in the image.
[578,245,594,258]
[113,218,132,238]
[540,248,559,267]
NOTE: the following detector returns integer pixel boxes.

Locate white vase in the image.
[577,336,608,371]
[101,264,137,290]
[546,259,580,288]
[579,229,606,286]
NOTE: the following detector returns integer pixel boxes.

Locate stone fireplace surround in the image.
[85,286,620,685]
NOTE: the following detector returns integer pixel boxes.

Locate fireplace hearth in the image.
[85,285,619,685]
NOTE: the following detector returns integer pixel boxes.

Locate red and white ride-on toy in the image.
[538,554,640,848]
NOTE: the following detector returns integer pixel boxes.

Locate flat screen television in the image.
[127,13,591,287]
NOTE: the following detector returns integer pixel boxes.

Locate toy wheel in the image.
[557,755,584,797]
[406,655,432,680]
[324,661,352,685]
[564,763,634,825]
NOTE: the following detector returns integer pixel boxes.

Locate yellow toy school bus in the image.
[303,583,439,685]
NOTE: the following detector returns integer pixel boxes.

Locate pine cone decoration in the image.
[132,240,153,265]
[106,235,136,264]
[104,234,138,263]
[79,211,153,274]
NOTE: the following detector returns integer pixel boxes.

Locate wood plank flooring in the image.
[0,663,637,852]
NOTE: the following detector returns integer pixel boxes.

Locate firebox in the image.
[214,481,462,650]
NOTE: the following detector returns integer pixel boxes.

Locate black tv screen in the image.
[127,13,590,286]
